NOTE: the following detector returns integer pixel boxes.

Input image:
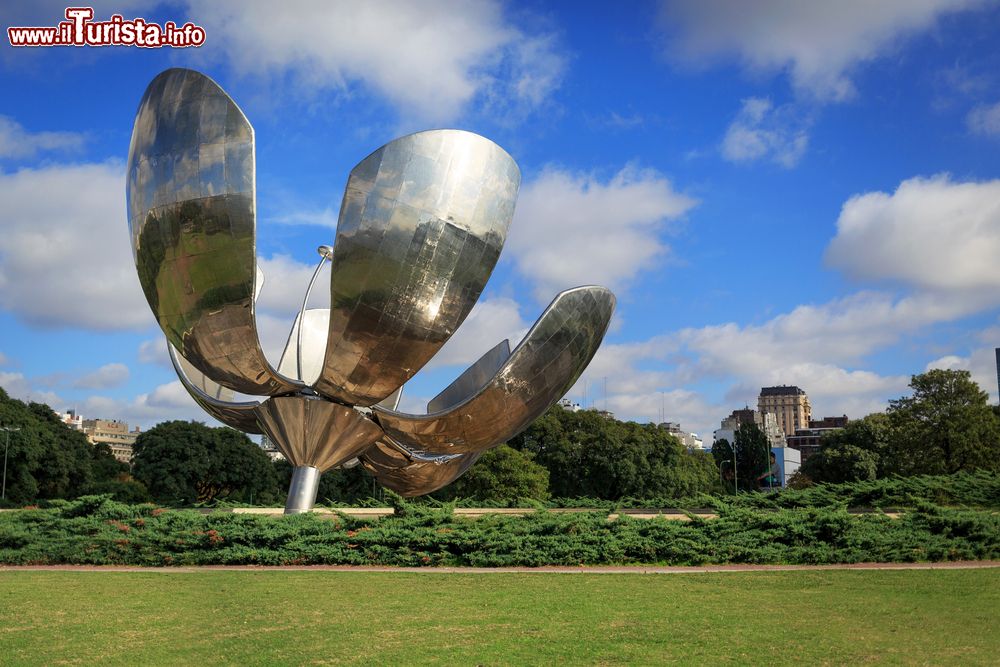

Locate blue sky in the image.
[2,0,1000,441]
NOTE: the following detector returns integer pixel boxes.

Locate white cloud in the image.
[606,388,724,437]
[80,381,212,429]
[137,338,170,367]
[565,281,996,438]
[142,381,196,410]
[0,352,7,366]
[508,165,697,300]
[721,98,809,167]
[965,347,1000,402]
[73,362,129,390]
[256,254,323,316]
[271,207,340,229]
[923,345,1000,402]
[0,371,63,407]
[825,174,1000,292]
[967,101,1000,137]
[659,0,987,102]
[0,366,216,429]
[598,171,1000,436]
[678,290,994,377]
[0,161,152,330]
[925,354,968,372]
[185,0,566,123]
[0,116,85,159]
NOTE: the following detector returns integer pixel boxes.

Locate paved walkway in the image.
[2,561,997,574]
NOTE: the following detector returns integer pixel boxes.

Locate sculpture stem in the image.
[285,465,321,514]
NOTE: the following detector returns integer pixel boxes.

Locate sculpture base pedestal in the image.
[285,465,320,514]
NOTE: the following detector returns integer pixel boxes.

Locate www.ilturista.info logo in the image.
[7,7,206,48]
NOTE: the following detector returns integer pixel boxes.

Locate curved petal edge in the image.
[169,344,263,434]
[313,129,521,406]
[372,285,615,454]
[127,67,301,396]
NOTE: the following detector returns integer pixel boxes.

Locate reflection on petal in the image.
[373,287,615,454]
[313,130,520,406]
[168,344,262,434]
[254,396,383,472]
[127,68,300,396]
[360,440,480,497]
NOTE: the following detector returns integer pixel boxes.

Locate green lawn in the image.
[0,569,997,665]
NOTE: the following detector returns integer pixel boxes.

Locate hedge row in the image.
[1,494,997,567]
[303,471,999,511]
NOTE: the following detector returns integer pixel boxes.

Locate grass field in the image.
[1,569,997,665]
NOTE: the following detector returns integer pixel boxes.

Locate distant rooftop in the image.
[760,385,806,396]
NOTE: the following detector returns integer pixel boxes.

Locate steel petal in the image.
[372,286,615,454]
[127,68,300,396]
[312,130,520,406]
[168,343,262,434]
[360,443,480,497]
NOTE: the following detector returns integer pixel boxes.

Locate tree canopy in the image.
[438,444,550,502]
[0,388,135,504]
[799,370,1000,484]
[887,369,1000,476]
[712,422,771,492]
[800,443,878,485]
[509,406,717,499]
[131,421,279,504]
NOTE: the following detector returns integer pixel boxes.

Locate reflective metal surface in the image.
[373,287,615,454]
[175,344,234,402]
[254,395,382,472]
[376,386,403,411]
[313,130,520,407]
[285,465,321,514]
[127,68,301,396]
[129,67,614,508]
[297,247,333,380]
[360,443,480,497]
[360,439,413,469]
[427,339,510,413]
[169,344,262,434]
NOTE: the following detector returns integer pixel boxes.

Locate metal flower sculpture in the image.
[127,68,615,513]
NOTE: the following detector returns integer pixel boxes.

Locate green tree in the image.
[79,442,150,502]
[438,444,550,502]
[131,421,279,504]
[0,388,95,503]
[887,369,1000,475]
[274,459,377,505]
[821,413,893,476]
[712,423,771,491]
[509,406,717,499]
[669,448,721,497]
[87,443,129,482]
[712,438,736,490]
[800,443,878,484]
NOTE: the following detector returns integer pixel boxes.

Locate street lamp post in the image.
[1,426,21,501]
[733,453,738,495]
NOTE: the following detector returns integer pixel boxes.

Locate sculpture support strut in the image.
[286,466,320,514]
